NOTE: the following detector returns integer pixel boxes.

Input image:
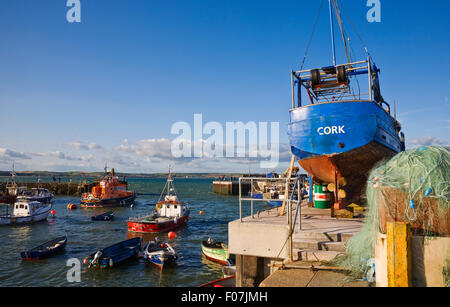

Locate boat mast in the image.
[10,163,16,187]
[328,0,337,66]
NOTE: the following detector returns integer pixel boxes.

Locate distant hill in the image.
[0,170,263,179]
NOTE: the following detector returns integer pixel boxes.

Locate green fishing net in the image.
[333,146,450,283]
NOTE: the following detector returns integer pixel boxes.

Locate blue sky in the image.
[0,0,449,173]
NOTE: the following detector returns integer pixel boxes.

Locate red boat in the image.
[127,171,190,234]
[199,276,235,288]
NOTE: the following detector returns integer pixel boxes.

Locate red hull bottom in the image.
[127,216,189,234]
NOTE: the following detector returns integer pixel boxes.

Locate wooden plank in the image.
[387,222,412,287]
[279,155,296,216]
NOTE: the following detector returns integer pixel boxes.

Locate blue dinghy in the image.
[91,211,114,221]
[21,236,67,260]
[84,237,141,269]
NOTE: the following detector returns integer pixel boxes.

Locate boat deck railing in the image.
[238,177,305,261]
[238,177,304,223]
[291,58,391,112]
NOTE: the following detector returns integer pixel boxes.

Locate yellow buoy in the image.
[327,183,336,192]
[348,203,364,212]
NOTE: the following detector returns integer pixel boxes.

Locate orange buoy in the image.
[51,210,56,215]
[168,232,176,240]
[199,211,204,215]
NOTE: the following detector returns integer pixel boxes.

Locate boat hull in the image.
[81,194,136,209]
[288,101,402,204]
[266,201,283,207]
[127,214,189,234]
[201,242,231,266]
[21,236,67,260]
[199,276,236,287]
[84,238,141,269]
[147,253,177,270]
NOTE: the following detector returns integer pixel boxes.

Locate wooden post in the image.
[386,222,412,287]
[279,155,296,216]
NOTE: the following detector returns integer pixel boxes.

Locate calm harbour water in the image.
[0,178,269,287]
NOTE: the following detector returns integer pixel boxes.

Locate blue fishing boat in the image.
[84,237,141,269]
[287,1,405,206]
[91,211,114,221]
[20,236,67,260]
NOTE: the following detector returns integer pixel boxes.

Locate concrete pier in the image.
[0,182,97,196]
[228,201,364,287]
[212,181,251,196]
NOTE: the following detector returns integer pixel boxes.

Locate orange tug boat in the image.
[81,167,136,209]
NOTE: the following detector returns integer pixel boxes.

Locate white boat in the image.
[0,199,52,225]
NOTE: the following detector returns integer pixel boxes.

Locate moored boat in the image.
[91,211,114,221]
[17,188,54,204]
[0,199,52,226]
[81,166,136,208]
[143,239,178,270]
[201,238,234,266]
[127,170,189,234]
[4,163,27,202]
[21,236,67,260]
[84,237,141,269]
[287,1,405,206]
[199,276,236,288]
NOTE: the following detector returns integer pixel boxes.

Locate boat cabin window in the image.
[20,204,24,209]
[174,205,178,209]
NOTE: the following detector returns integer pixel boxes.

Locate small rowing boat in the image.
[201,238,234,266]
[84,237,141,269]
[143,239,178,270]
[91,211,114,221]
[21,236,67,260]
[199,276,236,288]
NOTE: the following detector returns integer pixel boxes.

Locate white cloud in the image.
[67,141,103,151]
[409,136,449,146]
[117,138,174,160]
[0,148,32,160]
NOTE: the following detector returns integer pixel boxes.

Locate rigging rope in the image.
[331,0,351,64]
[337,0,371,58]
[299,0,325,70]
